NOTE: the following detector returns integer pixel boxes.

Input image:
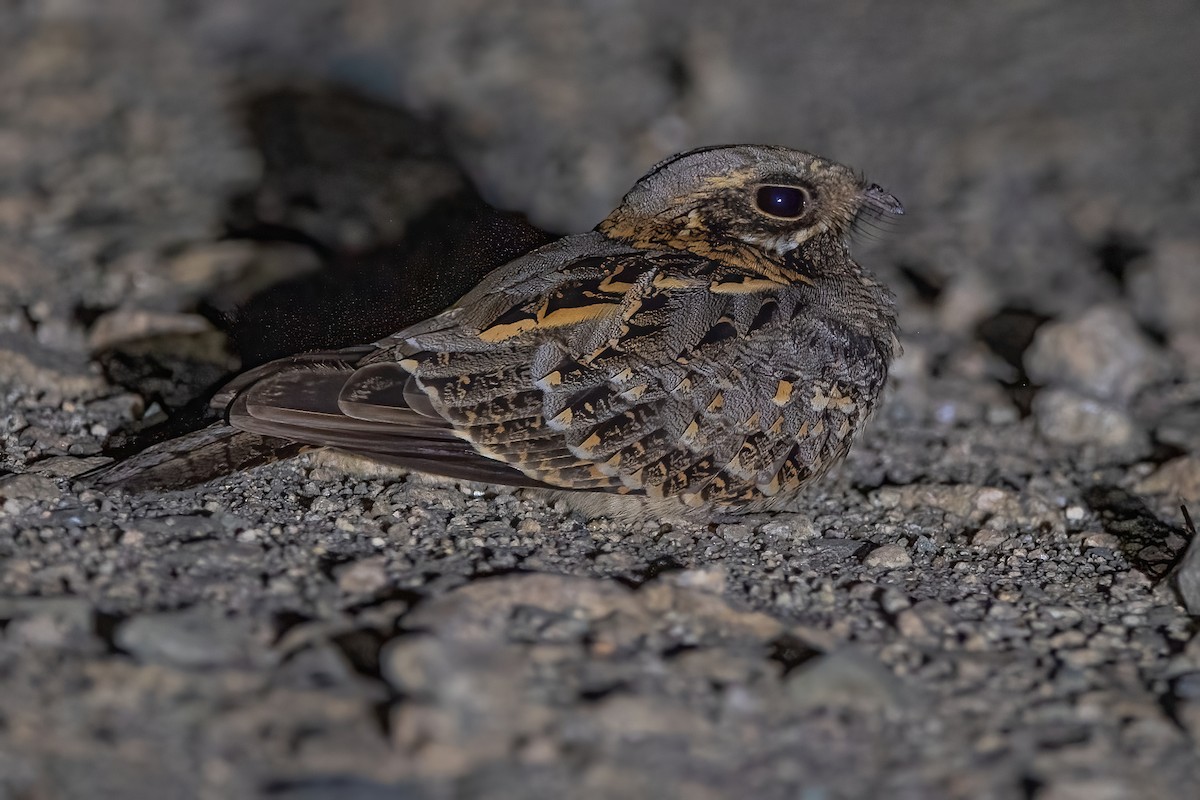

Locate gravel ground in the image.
[2,2,1200,798]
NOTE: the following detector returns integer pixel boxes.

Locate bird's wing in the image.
[225,234,878,503]
[85,424,307,492]
[218,347,548,487]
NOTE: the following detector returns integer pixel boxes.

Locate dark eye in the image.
[754,185,808,219]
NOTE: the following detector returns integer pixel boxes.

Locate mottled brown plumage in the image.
[95,145,902,514]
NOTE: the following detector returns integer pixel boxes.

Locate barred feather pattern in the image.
[93,145,902,512]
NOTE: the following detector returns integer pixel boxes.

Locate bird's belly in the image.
[678,338,883,512]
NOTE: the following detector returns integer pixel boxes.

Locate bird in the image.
[92,144,903,517]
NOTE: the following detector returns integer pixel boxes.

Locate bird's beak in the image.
[862,183,904,216]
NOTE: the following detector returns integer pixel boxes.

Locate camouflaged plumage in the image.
[96,145,902,513]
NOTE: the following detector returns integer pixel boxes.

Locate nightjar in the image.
[95,145,903,515]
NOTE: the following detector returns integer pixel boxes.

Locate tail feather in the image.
[84,424,305,492]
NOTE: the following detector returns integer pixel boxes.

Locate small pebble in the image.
[973,529,1008,549]
[864,543,912,570]
[336,557,390,595]
[1082,532,1120,549]
[0,473,61,501]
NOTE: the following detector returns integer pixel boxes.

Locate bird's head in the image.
[598,144,902,279]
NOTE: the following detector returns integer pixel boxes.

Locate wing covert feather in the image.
[219,236,890,504]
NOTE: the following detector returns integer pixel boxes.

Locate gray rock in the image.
[756,514,819,541]
[784,650,911,716]
[1136,456,1200,505]
[87,309,219,351]
[863,542,913,570]
[895,600,956,644]
[28,455,112,478]
[1025,305,1172,404]
[1175,517,1200,616]
[0,332,106,395]
[872,483,1064,533]
[117,514,223,544]
[0,472,61,501]
[1032,387,1149,454]
[1129,238,1200,372]
[114,606,271,669]
[335,556,390,595]
[0,597,100,652]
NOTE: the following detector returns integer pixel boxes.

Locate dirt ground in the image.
[2,2,1200,798]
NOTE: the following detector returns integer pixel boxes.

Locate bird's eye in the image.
[754,185,808,219]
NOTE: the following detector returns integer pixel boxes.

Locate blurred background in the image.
[3,3,1196,311]
[3,1,1198,425]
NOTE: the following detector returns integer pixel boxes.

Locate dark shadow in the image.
[975,307,1051,416]
[96,85,556,455]
[214,195,553,366]
[1082,484,1188,579]
[1093,229,1148,288]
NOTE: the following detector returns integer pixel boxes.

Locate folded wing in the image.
[221,241,870,505]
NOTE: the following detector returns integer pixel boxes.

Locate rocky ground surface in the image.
[2,2,1200,798]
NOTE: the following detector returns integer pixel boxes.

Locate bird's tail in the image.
[83,424,305,492]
